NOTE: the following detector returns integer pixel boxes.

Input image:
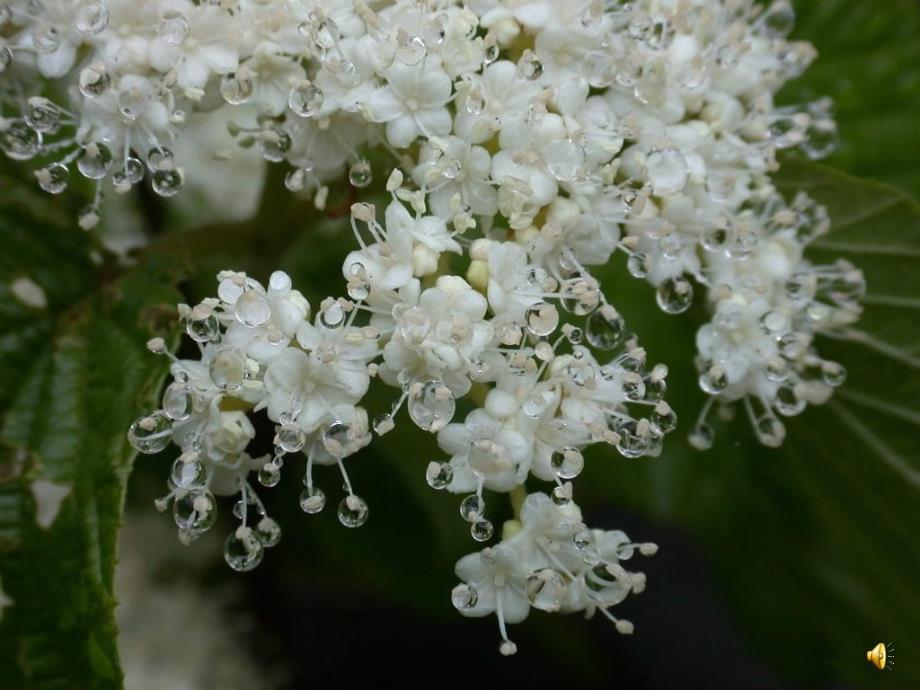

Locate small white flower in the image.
[147,2,240,89]
[367,58,453,148]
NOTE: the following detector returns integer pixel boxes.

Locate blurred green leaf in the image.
[582,161,920,686]
[0,176,181,689]
[785,0,920,197]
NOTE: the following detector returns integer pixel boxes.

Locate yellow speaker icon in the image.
[866,642,887,671]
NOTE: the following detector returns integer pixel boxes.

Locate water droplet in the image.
[34,23,61,53]
[163,382,193,420]
[224,527,264,571]
[395,307,430,345]
[779,332,807,360]
[821,362,847,387]
[113,157,144,189]
[255,517,282,547]
[551,485,572,506]
[626,252,649,278]
[688,423,714,450]
[258,462,281,487]
[761,0,795,37]
[659,231,683,260]
[470,519,494,542]
[24,97,59,132]
[74,0,108,34]
[320,301,345,328]
[79,63,111,97]
[573,528,593,551]
[159,10,189,45]
[524,302,558,337]
[235,289,271,327]
[220,73,253,105]
[117,81,153,121]
[373,412,394,435]
[408,380,456,432]
[289,80,324,117]
[186,313,220,342]
[209,349,246,391]
[522,391,551,419]
[337,494,369,527]
[642,372,667,402]
[766,357,789,382]
[284,167,306,191]
[517,50,543,80]
[561,279,601,315]
[214,279,243,307]
[465,86,485,115]
[277,425,305,453]
[348,159,372,188]
[586,561,620,592]
[803,120,838,160]
[459,494,484,522]
[300,487,326,514]
[173,489,217,533]
[425,461,453,489]
[526,568,567,612]
[698,364,728,394]
[655,276,693,314]
[586,306,625,350]
[760,310,788,335]
[396,35,426,65]
[545,139,585,182]
[451,583,478,610]
[1,121,41,160]
[650,402,677,435]
[152,167,183,197]
[566,358,595,387]
[35,163,69,194]
[755,415,785,447]
[646,148,687,196]
[483,41,499,65]
[774,385,805,416]
[726,227,759,259]
[322,420,353,457]
[146,146,173,172]
[346,270,370,301]
[617,420,649,458]
[128,411,172,454]
[259,128,292,162]
[701,225,730,252]
[551,446,584,479]
[170,457,205,489]
[76,142,114,179]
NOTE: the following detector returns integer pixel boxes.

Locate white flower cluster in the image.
[2,0,865,653]
[129,180,673,645]
[2,0,863,445]
[452,491,657,654]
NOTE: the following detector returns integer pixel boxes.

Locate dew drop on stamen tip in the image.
[299,488,326,514]
[337,495,369,527]
[224,528,264,571]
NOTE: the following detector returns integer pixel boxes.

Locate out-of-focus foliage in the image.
[784,0,920,197]
[0,171,181,689]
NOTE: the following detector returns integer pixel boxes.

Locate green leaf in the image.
[0,179,181,689]
[785,0,920,197]
[582,161,920,686]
